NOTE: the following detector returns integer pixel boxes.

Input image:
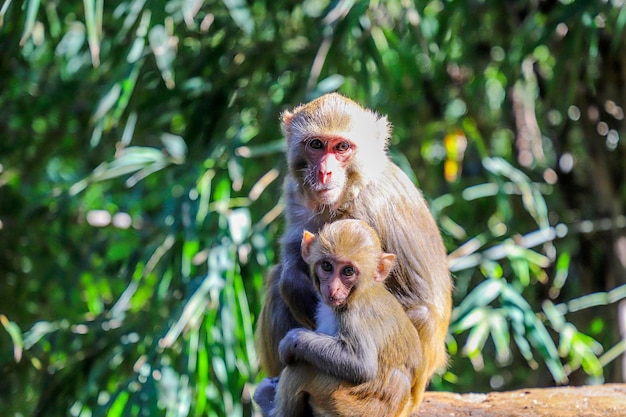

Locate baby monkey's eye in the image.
[308,138,324,149]
[341,266,355,276]
[320,261,333,272]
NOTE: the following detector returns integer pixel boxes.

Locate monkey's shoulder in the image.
[379,163,425,197]
[350,164,427,218]
[363,290,419,339]
[345,289,412,333]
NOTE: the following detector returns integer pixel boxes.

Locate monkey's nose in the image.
[318,171,332,184]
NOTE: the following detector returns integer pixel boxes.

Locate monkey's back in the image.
[351,161,451,370]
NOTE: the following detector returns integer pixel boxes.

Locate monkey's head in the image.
[282,93,391,211]
[301,219,396,308]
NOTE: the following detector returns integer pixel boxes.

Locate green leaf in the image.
[83,0,102,66]
[93,83,121,121]
[223,0,254,35]
[149,24,176,88]
[161,133,188,162]
[488,311,511,364]
[464,320,490,360]
[450,307,488,333]
[0,315,24,362]
[19,0,40,45]
[452,279,502,327]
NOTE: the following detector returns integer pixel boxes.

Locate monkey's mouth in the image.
[316,185,337,194]
[305,184,334,195]
[316,187,342,203]
[328,297,347,307]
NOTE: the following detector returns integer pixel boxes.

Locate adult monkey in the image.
[255,219,422,417]
[255,93,452,410]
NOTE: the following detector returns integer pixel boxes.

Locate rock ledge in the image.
[419,384,626,417]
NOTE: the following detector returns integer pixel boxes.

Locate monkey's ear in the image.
[375,253,396,282]
[301,230,316,262]
[281,110,294,134]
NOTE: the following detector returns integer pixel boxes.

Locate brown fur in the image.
[255,93,452,413]
[257,220,422,417]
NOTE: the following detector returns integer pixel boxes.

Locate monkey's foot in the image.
[253,377,279,416]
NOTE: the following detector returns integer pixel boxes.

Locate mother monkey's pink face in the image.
[282,93,390,211]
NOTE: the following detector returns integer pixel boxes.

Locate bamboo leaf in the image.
[161,133,188,162]
[489,311,511,365]
[452,278,502,325]
[223,0,254,35]
[0,0,13,28]
[83,0,102,66]
[19,0,40,45]
[0,315,24,362]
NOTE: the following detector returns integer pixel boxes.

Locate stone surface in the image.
[419,384,626,417]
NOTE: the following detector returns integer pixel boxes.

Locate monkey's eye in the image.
[320,261,333,272]
[308,138,324,150]
[335,141,350,152]
[341,266,356,276]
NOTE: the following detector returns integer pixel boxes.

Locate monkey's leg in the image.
[407,304,448,372]
[406,304,445,413]
[329,369,412,417]
[255,265,301,376]
[408,375,429,414]
[271,366,314,417]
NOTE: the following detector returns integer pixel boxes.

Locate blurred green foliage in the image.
[1,0,626,416]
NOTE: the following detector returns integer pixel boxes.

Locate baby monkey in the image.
[254,219,422,417]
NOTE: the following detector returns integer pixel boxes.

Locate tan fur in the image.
[255,94,452,414]
[264,220,421,417]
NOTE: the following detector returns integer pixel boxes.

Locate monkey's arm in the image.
[278,328,377,384]
[278,242,319,329]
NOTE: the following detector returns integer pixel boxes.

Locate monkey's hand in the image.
[253,377,279,417]
[278,328,308,365]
